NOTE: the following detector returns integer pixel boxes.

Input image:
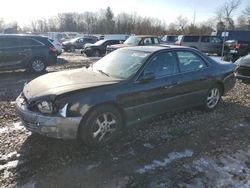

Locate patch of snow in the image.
[86,163,100,171]
[0,127,8,134]
[233,123,249,129]
[183,146,250,188]
[136,150,193,174]
[143,143,154,149]
[13,122,25,130]
[17,181,36,188]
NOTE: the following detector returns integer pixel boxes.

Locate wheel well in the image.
[30,56,47,65]
[77,102,125,138]
[215,82,224,95]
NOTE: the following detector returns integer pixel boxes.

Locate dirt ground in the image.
[0,53,250,188]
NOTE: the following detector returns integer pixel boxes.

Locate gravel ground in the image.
[0,53,250,188]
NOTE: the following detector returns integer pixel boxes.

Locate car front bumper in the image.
[15,95,81,139]
[235,66,250,81]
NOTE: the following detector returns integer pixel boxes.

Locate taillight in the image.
[235,43,240,49]
[49,46,57,52]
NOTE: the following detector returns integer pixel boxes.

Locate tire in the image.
[203,85,222,111]
[93,50,101,57]
[29,57,46,73]
[70,46,75,52]
[78,105,123,147]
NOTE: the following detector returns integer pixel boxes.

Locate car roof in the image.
[131,35,159,38]
[121,45,192,53]
[0,34,48,38]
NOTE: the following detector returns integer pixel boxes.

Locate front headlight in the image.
[37,101,54,114]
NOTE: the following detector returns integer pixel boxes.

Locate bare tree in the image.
[216,0,241,29]
[176,15,188,34]
[243,3,250,28]
[0,19,4,33]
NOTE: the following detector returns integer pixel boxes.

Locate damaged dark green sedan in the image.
[16,46,236,146]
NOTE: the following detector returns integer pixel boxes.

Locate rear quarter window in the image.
[183,36,200,42]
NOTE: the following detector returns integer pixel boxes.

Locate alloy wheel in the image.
[207,88,220,109]
[91,112,118,142]
[31,59,45,72]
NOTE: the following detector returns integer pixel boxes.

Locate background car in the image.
[62,36,97,52]
[235,54,250,83]
[106,35,160,53]
[160,35,179,45]
[81,39,124,57]
[213,30,250,62]
[0,34,57,73]
[175,35,223,55]
[16,46,236,147]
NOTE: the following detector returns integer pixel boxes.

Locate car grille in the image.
[236,66,250,77]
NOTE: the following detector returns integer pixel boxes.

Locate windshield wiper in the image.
[97,69,110,77]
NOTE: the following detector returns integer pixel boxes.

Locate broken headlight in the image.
[37,101,55,114]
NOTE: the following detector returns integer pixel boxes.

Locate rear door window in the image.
[183,36,199,42]
[0,38,20,48]
[201,36,210,43]
[153,38,160,44]
[143,38,153,45]
[176,51,207,72]
[19,38,42,46]
[210,37,222,43]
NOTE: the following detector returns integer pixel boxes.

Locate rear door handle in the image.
[164,81,179,89]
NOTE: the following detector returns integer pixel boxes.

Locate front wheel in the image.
[29,57,46,73]
[78,105,123,147]
[203,85,222,111]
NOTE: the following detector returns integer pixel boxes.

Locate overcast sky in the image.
[0,0,249,26]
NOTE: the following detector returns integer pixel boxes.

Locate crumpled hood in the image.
[237,55,250,67]
[108,43,133,49]
[84,43,96,48]
[23,68,121,101]
[62,41,72,45]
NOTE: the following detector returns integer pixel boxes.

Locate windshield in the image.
[93,49,150,79]
[94,40,106,45]
[124,36,142,45]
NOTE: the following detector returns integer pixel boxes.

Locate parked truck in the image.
[212,30,250,61]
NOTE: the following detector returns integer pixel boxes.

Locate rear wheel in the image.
[29,57,46,73]
[93,50,100,57]
[203,85,222,111]
[78,105,123,147]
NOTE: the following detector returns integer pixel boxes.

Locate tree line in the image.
[0,1,250,35]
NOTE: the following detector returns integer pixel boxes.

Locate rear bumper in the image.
[15,94,81,139]
[47,55,57,65]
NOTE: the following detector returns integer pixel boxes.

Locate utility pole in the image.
[193,9,196,26]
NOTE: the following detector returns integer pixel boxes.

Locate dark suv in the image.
[62,37,97,52]
[0,34,57,73]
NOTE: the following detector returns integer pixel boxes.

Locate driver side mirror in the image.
[140,72,155,83]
